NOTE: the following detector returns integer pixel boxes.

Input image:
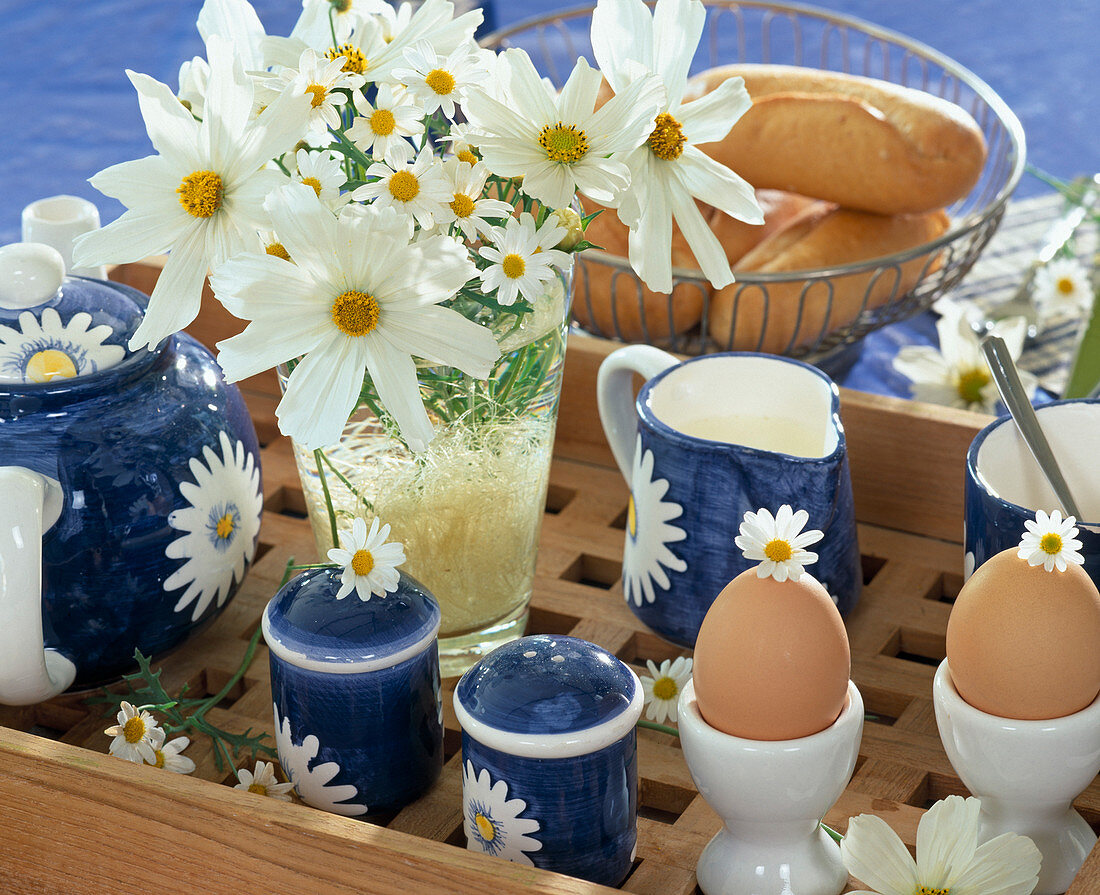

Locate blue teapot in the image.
[0,243,262,703]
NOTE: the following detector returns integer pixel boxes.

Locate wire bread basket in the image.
[483,1,1026,363]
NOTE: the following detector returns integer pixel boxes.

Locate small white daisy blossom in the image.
[591,0,763,292]
[479,213,570,307]
[463,49,664,209]
[294,148,346,209]
[72,36,312,351]
[235,760,296,801]
[1017,508,1084,572]
[274,706,369,815]
[439,159,512,241]
[146,736,196,774]
[641,657,692,725]
[463,760,543,865]
[213,184,500,451]
[893,306,1037,414]
[623,436,688,606]
[734,505,823,583]
[392,41,486,119]
[105,702,166,765]
[346,84,423,167]
[270,48,365,135]
[327,516,407,600]
[841,795,1041,895]
[290,0,387,47]
[0,307,125,384]
[1034,256,1094,321]
[353,147,453,229]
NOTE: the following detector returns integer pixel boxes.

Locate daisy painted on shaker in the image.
[274,706,369,816]
[463,761,543,866]
[623,436,687,607]
[735,505,823,582]
[0,307,124,384]
[327,517,406,600]
[479,213,570,307]
[1018,508,1084,572]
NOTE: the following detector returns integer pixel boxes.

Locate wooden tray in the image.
[2,267,1098,893]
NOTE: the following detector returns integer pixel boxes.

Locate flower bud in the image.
[550,207,584,251]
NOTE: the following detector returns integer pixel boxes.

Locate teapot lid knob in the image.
[0,243,66,310]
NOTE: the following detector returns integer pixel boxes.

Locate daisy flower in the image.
[105,702,166,765]
[352,147,453,229]
[463,761,543,865]
[72,36,311,351]
[1034,256,1094,321]
[893,305,1037,414]
[0,307,125,384]
[235,760,295,801]
[392,41,486,119]
[145,736,196,775]
[290,0,387,47]
[212,184,500,451]
[841,795,1041,895]
[734,505,823,583]
[346,84,423,167]
[1017,508,1084,572]
[177,56,209,118]
[259,229,293,262]
[640,657,692,725]
[294,148,346,209]
[591,0,763,292]
[197,0,268,72]
[274,706,369,815]
[479,212,571,307]
[268,48,364,135]
[440,159,512,241]
[623,435,687,607]
[462,48,664,209]
[327,516,407,600]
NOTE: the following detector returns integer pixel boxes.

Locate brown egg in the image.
[693,570,851,740]
[946,548,1100,720]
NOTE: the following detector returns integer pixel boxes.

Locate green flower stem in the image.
[637,719,680,737]
[318,450,375,512]
[820,823,844,844]
[313,447,340,548]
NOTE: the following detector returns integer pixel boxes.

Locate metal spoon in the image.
[980,334,1083,519]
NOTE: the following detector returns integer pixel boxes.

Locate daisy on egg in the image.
[734,505,823,582]
[1017,508,1084,572]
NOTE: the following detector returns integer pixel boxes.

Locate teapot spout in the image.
[0,467,76,704]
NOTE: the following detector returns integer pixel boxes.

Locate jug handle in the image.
[597,345,679,481]
[0,467,76,704]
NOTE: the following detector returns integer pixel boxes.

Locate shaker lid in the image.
[453,635,643,758]
[0,243,141,385]
[262,568,441,673]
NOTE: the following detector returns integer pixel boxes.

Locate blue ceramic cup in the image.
[598,346,861,646]
[965,399,1100,584]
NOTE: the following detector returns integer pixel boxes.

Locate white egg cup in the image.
[933,660,1100,895]
[677,679,863,895]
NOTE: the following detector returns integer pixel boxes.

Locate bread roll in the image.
[710,190,818,265]
[690,64,986,215]
[708,204,950,354]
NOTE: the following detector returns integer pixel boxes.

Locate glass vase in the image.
[283,266,572,677]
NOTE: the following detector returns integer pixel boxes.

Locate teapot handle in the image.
[0,467,76,704]
[596,345,679,481]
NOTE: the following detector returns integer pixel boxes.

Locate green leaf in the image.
[1063,296,1100,398]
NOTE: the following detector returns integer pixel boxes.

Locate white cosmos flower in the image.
[392,40,487,119]
[624,435,687,606]
[463,48,664,209]
[197,0,268,71]
[377,0,483,57]
[291,0,387,48]
[235,760,296,801]
[146,736,196,774]
[1034,256,1094,321]
[841,795,1041,895]
[463,761,543,865]
[439,159,512,242]
[177,56,209,119]
[327,516,407,600]
[72,35,311,351]
[591,0,763,292]
[479,212,570,307]
[266,48,365,136]
[1017,508,1084,572]
[105,702,166,765]
[352,147,453,229]
[893,306,1037,414]
[163,431,264,622]
[0,307,125,384]
[294,148,346,209]
[641,657,692,725]
[274,706,369,815]
[212,184,500,451]
[347,84,424,167]
[734,504,823,583]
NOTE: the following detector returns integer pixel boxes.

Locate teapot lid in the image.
[0,243,141,385]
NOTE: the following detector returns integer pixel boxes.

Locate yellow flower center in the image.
[330,0,351,12]
[370,108,396,136]
[177,170,223,218]
[306,84,328,108]
[388,170,420,202]
[648,112,686,160]
[331,290,381,336]
[149,749,166,769]
[917,888,950,895]
[300,176,323,197]
[216,513,235,540]
[501,254,526,280]
[764,538,793,563]
[538,122,589,163]
[652,676,678,701]
[123,716,147,744]
[457,149,479,165]
[1057,276,1076,295]
[1040,532,1064,555]
[450,193,475,218]
[326,44,366,75]
[956,367,991,405]
[265,242,291,261]
[425,68,456,95]
[351,549,375,576]
[248,782,269,796]
[627,494,637,538]
[26,349,77,383]
[475,813,496,842]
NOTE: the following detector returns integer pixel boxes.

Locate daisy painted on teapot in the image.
[0,242,262,703]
